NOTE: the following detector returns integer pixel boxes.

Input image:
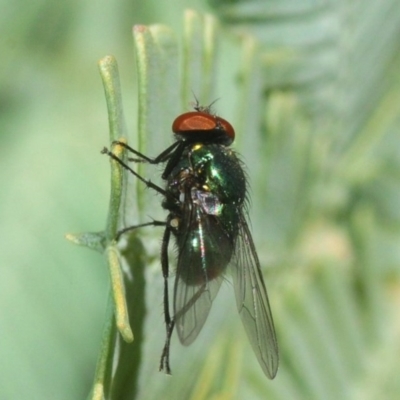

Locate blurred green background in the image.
[2,1,400,399]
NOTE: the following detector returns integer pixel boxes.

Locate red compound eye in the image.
[172,111,235,145]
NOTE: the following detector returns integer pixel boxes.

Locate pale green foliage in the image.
[1,1,400,399]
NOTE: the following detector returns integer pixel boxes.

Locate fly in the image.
[102,101,279,379]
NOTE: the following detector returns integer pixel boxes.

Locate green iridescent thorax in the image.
[192,143,247,241]
[167,143,247,239]
[188,143,246,206]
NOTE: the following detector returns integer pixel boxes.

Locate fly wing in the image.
[174,204,232,346]
[230,213,279,379]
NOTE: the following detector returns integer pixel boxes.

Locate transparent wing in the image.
[230,213,279,379]
[173,205,232,346]
[174,271,223,346]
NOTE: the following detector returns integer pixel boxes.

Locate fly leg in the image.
[159,221,175,374]
[107,140,186,182]
[110,140,181,165]
[101,147,168,197]
[114,218,176,374]
[115,220,166,241]
[118,215,176,374]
